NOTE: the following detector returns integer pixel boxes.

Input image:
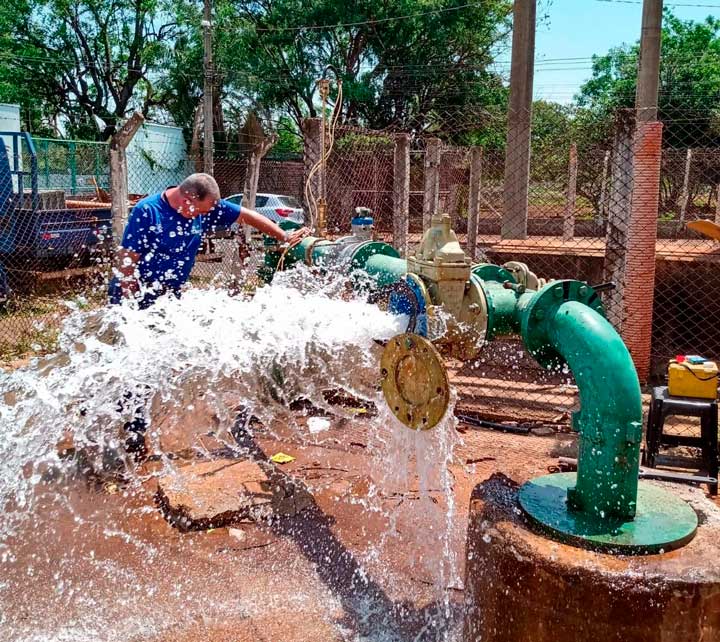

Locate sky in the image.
[516,0,720,103]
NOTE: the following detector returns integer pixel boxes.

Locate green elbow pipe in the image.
[523,296,643,521]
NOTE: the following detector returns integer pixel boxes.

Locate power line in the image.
[595,0,720,7]
[253,2,488,32]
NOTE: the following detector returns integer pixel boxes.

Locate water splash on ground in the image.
[0,274,462,641]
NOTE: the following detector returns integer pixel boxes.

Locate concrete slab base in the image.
[464,474,720,642]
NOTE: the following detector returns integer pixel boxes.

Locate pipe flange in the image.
[471,263,517,285]
[521,280,606,369]
[519,473,697,554]
[349,241,400,271]
[404,274,432,337]
[381,333,450,431]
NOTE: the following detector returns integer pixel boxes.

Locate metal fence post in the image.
[393,133,410,256]
[43,139,50,189]
[94,145,101,187]
[69,141,77,195]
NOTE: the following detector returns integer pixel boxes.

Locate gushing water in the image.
[0,273,461,641]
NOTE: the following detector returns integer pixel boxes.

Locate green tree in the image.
[272,116,303,155]
[576,11,720,148]
[530,100,572,181]
[208,0,511,135]
[0,0,177,139]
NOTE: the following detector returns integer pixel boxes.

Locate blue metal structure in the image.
[0,132,112,301]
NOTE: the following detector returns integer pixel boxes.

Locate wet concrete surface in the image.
[0,413,562,642]
[464,475,720,642]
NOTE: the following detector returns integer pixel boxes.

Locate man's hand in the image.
[239,208,311,248]
[285,227,311,248]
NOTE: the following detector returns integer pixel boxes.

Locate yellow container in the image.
[668,360,718,399]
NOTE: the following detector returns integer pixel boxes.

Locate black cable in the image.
[671,361,719,382]
[455,414,533,435]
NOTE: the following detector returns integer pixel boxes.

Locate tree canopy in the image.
[0,0,177,139]
[576,12,720,147]
[0,0,512,140]
[1,1,719,154]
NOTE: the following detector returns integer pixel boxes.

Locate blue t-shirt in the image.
[109,192,240,307]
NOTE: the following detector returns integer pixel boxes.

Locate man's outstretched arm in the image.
[237,207,309,247]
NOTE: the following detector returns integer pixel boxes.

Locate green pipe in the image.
[479,277,643,522]
[286,236,320,264]
[522,298,642,521]
[363,253,407,288]
[283,238,403,284]
[481,280,524,339]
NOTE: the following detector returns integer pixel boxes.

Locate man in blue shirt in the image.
[109,172,308,308]
[109,173,308,459]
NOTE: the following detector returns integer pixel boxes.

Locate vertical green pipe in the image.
[543,301,642,520]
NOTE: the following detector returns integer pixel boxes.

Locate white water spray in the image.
[0,274,461,641]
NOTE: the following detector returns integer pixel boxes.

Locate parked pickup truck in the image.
[0,132,112,302]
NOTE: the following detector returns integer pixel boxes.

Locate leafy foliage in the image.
[576,12,720,148]
[211,0,512,135]
[0,0,177,139]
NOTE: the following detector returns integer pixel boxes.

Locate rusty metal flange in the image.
[380,333,450,431]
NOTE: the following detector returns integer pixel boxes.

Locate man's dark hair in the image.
[178,173,221,201]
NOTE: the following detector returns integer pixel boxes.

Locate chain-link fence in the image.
[0,135,113,358]
[4,105,720,442]
[322,126,395,234]
[295,106,720,433]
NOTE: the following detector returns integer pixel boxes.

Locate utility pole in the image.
[636,0,663,123]
[202,0,214,174]
[502,0,536,240]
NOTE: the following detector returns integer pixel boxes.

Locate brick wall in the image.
[621,121,664,382]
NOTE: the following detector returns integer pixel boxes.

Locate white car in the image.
[225,193,306,226]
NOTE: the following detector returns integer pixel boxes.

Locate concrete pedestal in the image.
[464,474,720,642]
